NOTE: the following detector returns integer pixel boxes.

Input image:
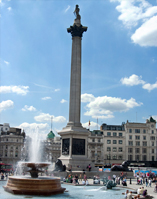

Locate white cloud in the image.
[54,89,60,92]
[82,94,142,119]
[7,7,12,11]
[60,99,67,103]
[22,105,36,112]
[18,122,49,139]
[110,0,157,46]
[0,100,14,112]
[121,74,157,91]
[0,85,29,95]
[131,15,157,46]
[65,5,70,13]
[81,93,95,102]
[120,74,145,86]
[82,121,100,131]
[34,113,66,123]
[4,60,10,65]
[142,82,157,92]
[41,97,51,100]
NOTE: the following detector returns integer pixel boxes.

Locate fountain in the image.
[3,128,66,196]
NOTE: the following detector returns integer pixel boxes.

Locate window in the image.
[107,132,111,136]
[136,141,140,146]
[113,155,117,160]
[128,141,133,146]
[128,155,132,160]
[6,145,8,149]
[16,146,18,149]
[143,129,146,133]
[152,130,154,134]
[152,142,154,146]
[15,152,18,157]
[92,139,95,142]
[118,155,123,159]
[113,147,117,152]
[143,136,146,140]
[17,139,18,142]
[142,148,147,153]
[129,129,132,133]
[128,148,132,153]
[107,155,111,160]
[98,139,101,143]
[6,138,8,141]
[152,156,154,161]
[119,133,122,137]
[129,135,132,139]
[119,140,123,144]
[135,129,140,133]
[113,132,117,136]
[113,140,117,144]
[135,148,140,153]
[107,147,111,151]
[119,147,123,152]
[135,136,140,140]
[142,155,147,161]
[150,136,155,140]
[135,155,140,161]
[152,149,154,153]
[107,140,111,144]
[143,141,147,146]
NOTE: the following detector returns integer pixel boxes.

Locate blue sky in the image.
[1,0,157,138]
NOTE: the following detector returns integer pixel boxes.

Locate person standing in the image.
[148,178,151,187]
[127,191,132,199]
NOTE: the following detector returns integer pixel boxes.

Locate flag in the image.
[88,120,91,126]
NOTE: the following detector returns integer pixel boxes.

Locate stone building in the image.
[88,130,104,166]
[88,117,156,167]
[0,123,25,166]
[125,117,156,163]
[43,130,61,163]
[101,123,126,166]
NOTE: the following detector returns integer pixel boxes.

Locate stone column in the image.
[67,14,87,128]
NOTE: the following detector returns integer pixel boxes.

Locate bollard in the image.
[130,178,132,184]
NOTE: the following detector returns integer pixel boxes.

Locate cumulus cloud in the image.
[41,97,51,100]
[131,15,157,46]
[34,113,66,123]
[82,94,142,119]
[0,100,14,112]
[121,74,157,92]
[81,93,95,102]
[110,0,157,47]
[18,122,49,139]
[82,121,100,131]
[22,105,36,112]
[120,74,145,86]
[60,99,67,103]
[142,82,157,92]
[0,85,29,95]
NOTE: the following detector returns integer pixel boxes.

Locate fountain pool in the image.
[1,180,127,199]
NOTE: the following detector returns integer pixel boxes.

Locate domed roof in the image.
[47,130,55,139]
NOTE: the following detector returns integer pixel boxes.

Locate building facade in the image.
[125,117,156,163]
[0,123,25,167]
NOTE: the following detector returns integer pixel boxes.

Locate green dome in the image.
[47,130,55,139]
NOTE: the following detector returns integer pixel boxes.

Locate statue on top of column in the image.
[74,5,81,20]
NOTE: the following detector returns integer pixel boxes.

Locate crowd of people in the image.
[63,173,89,185]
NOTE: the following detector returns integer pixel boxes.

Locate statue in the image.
[73,5,81,20]
[111,161,130,171]
[54,159,66,172]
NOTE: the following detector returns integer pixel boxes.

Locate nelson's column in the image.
[58,5,91,170]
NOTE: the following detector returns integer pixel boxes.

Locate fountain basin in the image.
[4,176,66,196]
